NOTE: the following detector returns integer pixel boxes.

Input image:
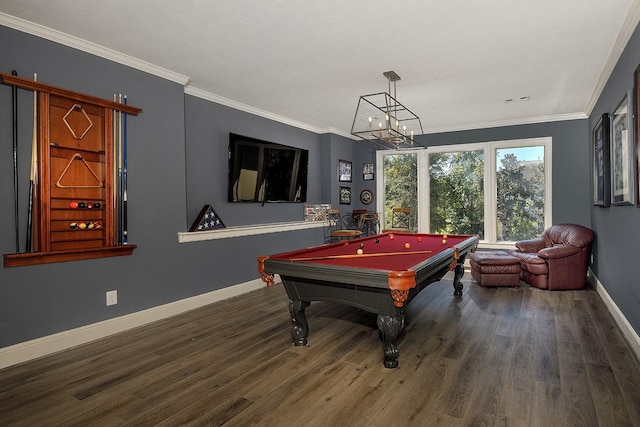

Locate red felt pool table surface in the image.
[268,232,472,271]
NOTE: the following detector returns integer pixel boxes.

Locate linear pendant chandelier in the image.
[351,71,424,149]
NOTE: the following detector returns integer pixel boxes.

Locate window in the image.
[429,149,485,238]
[382,153,417,231]
[376,137,551,245]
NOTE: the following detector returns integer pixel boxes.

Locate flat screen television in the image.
[228,133,308,203]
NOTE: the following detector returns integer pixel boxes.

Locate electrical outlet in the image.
[106,290,118,306]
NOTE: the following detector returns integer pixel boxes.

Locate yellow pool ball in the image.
[442,239,447,245]
[404,242,411,249]
[357,248,364,255]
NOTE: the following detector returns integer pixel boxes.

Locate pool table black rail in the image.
[259,234,478,293]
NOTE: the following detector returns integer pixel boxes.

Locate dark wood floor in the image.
[1,271,639,426]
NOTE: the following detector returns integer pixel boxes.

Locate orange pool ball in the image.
[404,242,411,249]
[442,234,448,239]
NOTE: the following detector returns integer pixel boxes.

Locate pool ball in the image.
[78,202,86,209]
[86,202,93,209]
[93,202,101,209]
[357,248,364,255]
[69,222,78,229]
[405,243,411,249]
[442,239,447,245]
[375,238,380,243]
[87,222,94,229]
[417,237,422,242]
[442,234,448,239]
[389,234,395,240]
[69,201,78,209]
[359,243,365,249]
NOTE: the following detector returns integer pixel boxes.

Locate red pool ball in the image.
[389,234,395,240]
[69,201,78,209]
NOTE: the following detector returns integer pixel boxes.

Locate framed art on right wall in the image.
[592,113,610,207]
[635,65,640,206]
[611,90,635,205]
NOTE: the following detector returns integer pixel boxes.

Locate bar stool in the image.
[325,208,362,242]
[382,207,411,233]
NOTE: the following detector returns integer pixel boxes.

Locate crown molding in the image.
[184,85,325,134]
[585,0,640,115]
[0,12,191,86]
[421,112,588,135]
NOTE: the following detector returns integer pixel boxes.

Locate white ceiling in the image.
[1,0,639,136]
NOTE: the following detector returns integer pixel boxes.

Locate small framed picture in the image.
[363,163,374,180]
[338,159,352,182]
[611,90,635,205]
[592,113,611,207]
[635,65,640,206]
[339,186,351,204]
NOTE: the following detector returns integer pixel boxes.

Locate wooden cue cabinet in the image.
[1,73,141,267]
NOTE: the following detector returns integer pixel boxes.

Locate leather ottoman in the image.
[469,250,521,287]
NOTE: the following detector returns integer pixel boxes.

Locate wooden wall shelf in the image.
[4,245,137,268]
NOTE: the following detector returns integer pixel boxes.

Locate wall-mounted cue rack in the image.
[1,72,142,267]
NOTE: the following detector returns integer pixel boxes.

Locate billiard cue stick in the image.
[290,249,433,261]
[112,94,118,245]
[114,94,122,245]
[113,94,122,246]
[11,70,20,253]
[117,94,124,245]
[25,73,37,253]
[122,95,128,245]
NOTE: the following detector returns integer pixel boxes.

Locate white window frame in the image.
[376,137,552,247]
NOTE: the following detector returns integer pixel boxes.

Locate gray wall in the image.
[421,119,591,227]
[589,22,640,335]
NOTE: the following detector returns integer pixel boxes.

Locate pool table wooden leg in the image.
[376,311,405,368]
[289,299,310,346]
[452,260,465,296]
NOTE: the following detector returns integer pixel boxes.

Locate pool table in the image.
[258,232,479,368]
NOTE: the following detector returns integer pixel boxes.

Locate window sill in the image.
[177,221,325,243]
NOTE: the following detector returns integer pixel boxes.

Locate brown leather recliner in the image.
[509,224,595,290]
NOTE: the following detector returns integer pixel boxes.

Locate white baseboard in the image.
[589,269,640,361]
[0,279,266,370]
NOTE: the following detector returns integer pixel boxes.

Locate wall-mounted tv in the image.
[228,133,308,203]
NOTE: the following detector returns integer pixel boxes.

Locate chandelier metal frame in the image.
[351,71,424,149]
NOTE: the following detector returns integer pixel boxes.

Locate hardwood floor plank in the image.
[499,317,535,422]
[586,361,635,426]
[556,340,599,426]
